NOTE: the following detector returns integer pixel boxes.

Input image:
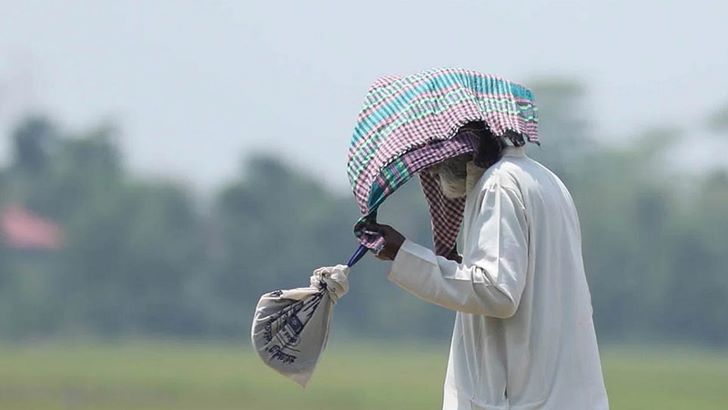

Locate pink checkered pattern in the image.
[348,69,539,256]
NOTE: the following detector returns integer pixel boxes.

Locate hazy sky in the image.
[1,0,727,192]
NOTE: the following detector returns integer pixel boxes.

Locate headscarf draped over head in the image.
[347,68,539,256]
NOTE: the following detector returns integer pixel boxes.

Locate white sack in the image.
[250,265,349,387]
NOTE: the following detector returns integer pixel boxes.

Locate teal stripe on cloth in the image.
[346,68,539,255]
[347,89,533,180]
[353,71,533,145]
[366,158,412,209]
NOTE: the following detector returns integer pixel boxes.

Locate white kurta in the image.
[389,146,609,409]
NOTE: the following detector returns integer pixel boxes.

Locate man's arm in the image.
[377,179,529,318]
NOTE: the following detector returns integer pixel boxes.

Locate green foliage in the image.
[1,118,206,339]
[1,84,727,345]
[708,103,728,132]
[11,116,58,177]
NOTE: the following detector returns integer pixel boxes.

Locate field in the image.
[1,342,727,409]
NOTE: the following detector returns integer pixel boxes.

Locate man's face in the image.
[427,155,469,199]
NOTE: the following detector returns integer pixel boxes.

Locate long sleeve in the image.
[388,177,529,318]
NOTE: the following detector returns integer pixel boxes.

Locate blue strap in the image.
[346,244,369,267]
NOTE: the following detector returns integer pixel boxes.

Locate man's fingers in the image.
[364,223,401,262]
[364,222,392,232]
[375,247,394,261]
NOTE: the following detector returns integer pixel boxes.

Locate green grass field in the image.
[1,342,726,409]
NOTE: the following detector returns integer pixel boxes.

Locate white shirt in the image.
[389,146,609,410]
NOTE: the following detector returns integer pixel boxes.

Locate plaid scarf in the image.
[348,68,539,256]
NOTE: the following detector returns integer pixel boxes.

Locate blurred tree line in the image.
[1,81,727,345]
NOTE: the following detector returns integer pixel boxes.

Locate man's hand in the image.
[364,223,405,261]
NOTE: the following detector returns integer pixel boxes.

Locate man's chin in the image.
[441,190,467,199]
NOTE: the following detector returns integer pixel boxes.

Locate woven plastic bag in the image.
[250,264,351,386]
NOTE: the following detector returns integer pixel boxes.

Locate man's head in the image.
[426,154,470,199]
[426,122,515,199]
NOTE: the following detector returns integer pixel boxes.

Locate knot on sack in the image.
[310,264,350,303]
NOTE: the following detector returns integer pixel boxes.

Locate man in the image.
[366,124,609,409]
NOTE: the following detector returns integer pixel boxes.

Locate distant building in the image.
[0,205,63,251]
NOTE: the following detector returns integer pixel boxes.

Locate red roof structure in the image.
[1,205,63,250]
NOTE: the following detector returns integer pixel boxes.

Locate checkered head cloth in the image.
[347,68,539,256]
